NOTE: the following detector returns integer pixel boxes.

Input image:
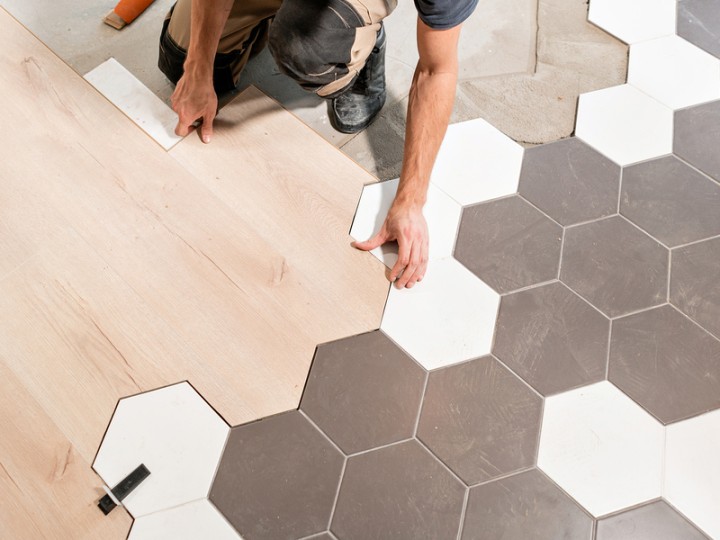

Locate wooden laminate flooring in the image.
[0,8,388,539]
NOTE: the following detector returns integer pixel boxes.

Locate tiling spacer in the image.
[98,463,151,515]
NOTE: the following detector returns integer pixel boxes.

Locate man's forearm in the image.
[185,0,234,75]
[395,61,458,210]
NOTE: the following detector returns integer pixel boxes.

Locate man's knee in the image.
[268,0,363,93]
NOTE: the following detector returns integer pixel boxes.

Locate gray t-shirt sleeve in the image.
[414,0,479,29]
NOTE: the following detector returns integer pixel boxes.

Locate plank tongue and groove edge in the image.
[0,6,388,539]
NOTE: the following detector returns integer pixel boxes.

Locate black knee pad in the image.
[268,0,363,91]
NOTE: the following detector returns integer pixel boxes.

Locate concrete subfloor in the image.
[2,0,627,180]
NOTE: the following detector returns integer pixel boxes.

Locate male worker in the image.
[159,0,477,289]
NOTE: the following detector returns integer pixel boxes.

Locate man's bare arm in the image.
[171,0,234,142]
[353,19,462,288]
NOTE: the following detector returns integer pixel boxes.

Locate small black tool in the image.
[98,463,151,515]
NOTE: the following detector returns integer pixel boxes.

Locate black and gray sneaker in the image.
[330,25,387,134]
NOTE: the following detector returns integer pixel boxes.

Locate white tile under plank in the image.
[664,409,720,540]
[575,84,673,166]
[350,178,462,268]
[537,381,665,517]
[588,0,676,45]
[430,118,524,206]
[93,382,230,518]
[129,498,242,540]
[380,257,500,370]
[629,35,720,110]
[84,58,182,150]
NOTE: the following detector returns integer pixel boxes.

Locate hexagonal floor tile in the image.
[416,356,542,485]
[628,35,720,110]
[331,440,466,540]
[128,499,242,540]
[609,305,720,424]
[300,330,426,455]
[210,410,344,540]
[537,381,665,517]
[595,499,710,540]
[380,257,500,370]
[349,179,462,268]
[518,137,621,226]
[674,100,720,182]
[575,84,673,166]
[621,155,720,247]
[678,0,720,59]
[588,0,676,44]
[493,282,610,396]
[430,118,524,206]
[665,409,720,539]
[560,216,669,318]
[670,236,720,339]
[454,195,563,294]
[461,469,593,540]
[93,382,230,518]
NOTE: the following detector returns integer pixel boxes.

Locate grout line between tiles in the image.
[617,167,624,214]
[298,409,345,456]
[517,192,565,229]
[326,455,347,535]
[666,248,672,302]
[489,353,544,401]
[674,152,720,188]
[661,497,713,539]
[671,231,720,251]
[415,437,469,488]
[467,465,536,490]
[411,371,431,438]
[535,467,597,523]
[616,213,673,251]
[605,319,614,380]
[455,487,470,540]
[207,496,245,539]
[667,303,720,343]
[500,277,559,298]
[609,302,668,322]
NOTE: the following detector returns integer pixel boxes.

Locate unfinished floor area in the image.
[2,0,720,539]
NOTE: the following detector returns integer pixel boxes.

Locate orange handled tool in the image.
[104,0,156,29]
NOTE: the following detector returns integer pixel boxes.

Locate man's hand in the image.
[171,67,217,143]
[353,203,429,289]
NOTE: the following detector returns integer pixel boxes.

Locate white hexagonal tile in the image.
[93,382,230,517]
[629,35,720,110]
[537,381,665,517]
[129,498,242,540]
[380,257,500,370]
[588,0,676,45]
[430,118,524,206]
[665,409,720,539]
[575,84,673,166]
[350,179,462,268]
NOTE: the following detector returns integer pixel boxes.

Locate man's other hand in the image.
[353,203,429,289]
[171,69,217,143]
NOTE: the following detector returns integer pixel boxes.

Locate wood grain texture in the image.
[0,6,388,539]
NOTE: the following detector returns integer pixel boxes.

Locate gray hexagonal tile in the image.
[596,500,710,540]
[210,410,344,540]
[670,236,720,339]
[609,305,720,424]
[455,195,563,294]
[331,440,465,540]
[461,469,593,540]
[674,100,720,182]
[560,216,669,318]
[678,0,720,58]
[519,137,621,226]
[621,155,720,247]
[416,356,543,485]
[300,330,426,455]
[493,281,609,396]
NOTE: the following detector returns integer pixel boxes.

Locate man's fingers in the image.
[174,118,192,137]
[352,231,388,252]
[390,241,411,284]
[200,109,216,143]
